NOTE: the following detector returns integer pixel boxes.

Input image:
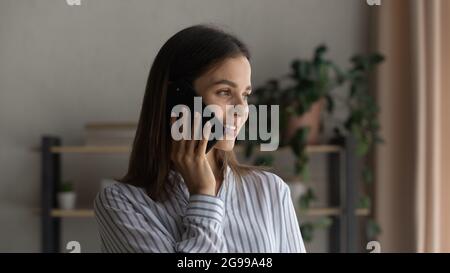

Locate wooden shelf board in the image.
[297,207,370,217]
[32,143,343,155]
[305,145,342,153]
[50,209,95,218]
[85,122,137,130]
[234,144,342,154]
[50,145,131,154]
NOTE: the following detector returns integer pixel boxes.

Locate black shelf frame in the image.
[327,136,358,253]
[41,136,61,253]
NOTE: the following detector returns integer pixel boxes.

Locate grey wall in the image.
[0,0,369,252]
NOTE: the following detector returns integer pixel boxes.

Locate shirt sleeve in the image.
[177,194,226,252]
[94,185,226,253]
[279,182,307,253]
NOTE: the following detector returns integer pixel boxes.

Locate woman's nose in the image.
[232,95,246,108]
[236,94,246,105]
[229,99,248,118]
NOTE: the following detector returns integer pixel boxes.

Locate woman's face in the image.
[193,55,252,151]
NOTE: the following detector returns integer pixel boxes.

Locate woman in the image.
[94,24,306,253]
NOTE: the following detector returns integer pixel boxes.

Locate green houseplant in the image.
[343,53,385,240]
[246,45,344,178]
[282,45,345,179]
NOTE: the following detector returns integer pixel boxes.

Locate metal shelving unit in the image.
[40,135,363,253]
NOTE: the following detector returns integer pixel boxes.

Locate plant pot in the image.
[57,192,76,210]
[284,98,324,145]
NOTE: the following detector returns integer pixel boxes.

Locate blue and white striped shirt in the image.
[94,165,306,253]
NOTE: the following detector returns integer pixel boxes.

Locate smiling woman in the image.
[93,24,306,253]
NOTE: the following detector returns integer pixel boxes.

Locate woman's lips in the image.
[224,124,237,138]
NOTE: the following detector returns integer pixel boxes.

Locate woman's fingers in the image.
[178,107,193,155]
[171,107,214,162]
[198,121,212,155]
[187,111,201,155]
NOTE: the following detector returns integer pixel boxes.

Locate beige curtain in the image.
[374,0,450,252]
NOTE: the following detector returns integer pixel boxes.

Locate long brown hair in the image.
[120,24,260,201]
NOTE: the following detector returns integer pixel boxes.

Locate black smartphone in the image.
[167,79,223,154]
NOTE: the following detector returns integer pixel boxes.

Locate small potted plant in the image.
[281,45,344,145]
[58,180,76,210]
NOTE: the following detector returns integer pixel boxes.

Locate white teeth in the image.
[225,124,236,130]
[224,124,237,136]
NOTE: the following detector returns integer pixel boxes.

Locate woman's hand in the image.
[170,110,217,196]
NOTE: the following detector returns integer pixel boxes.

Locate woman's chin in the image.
[213,140,235,151]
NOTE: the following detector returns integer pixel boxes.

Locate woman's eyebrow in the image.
[209,79,252,91]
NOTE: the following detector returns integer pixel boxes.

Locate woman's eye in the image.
[217,89,231,96]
